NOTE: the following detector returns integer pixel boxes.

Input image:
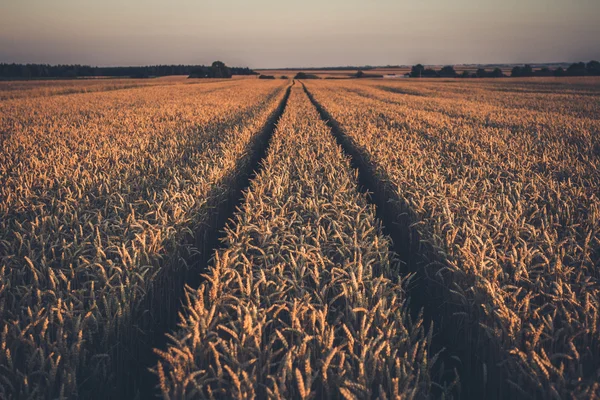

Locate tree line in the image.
[409,61,600,78]
[0,62,256,79]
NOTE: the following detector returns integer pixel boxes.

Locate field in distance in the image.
[0,76,598,399]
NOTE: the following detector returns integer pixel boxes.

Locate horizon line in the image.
[1,60,590,70]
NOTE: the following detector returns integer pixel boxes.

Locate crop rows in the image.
[304,80,600,398]
[356,77,600,118]
[0,79,288,398]
[155,85,439,399]
[2,76,598,399]
[0,76,236,101]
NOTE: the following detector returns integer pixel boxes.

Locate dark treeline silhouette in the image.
[472,68,505,78]
[0,62,255,79]
[512,61,600,77]
[409,64,506,78]
[409,61,600,78]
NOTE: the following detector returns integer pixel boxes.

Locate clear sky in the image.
[1,0,599,68]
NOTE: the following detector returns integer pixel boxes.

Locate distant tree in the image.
[476,68,488,78]
[491,68,504,77]
[586,60,600,75]
[0,62,256,79]
[439,65,457,77]
[210,61,232,78]
[511,66,523,77]
[294,72,320,79]
[460,70,470,78]
[422,68,438,77]
[356,70,365,78]
[566,62,587,76]
[258,74,275,79]
[280,75,289,79]
[189,61,236,79]
[410,64,425,77]
[511,65,533,77]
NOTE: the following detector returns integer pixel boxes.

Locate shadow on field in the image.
[107,83,293,400]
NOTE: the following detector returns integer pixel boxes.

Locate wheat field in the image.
[0,76,598,399]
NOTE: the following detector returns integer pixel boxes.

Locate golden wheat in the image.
[0,79,288,398]
[304,78,600,398]
[2,75,598,399]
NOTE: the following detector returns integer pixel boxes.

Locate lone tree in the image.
[210,61,232,78]
[294,72,319,79]
[567,62,587,76]
[410,64,425,77]
[587,60,600,75]
[439,65,457,77]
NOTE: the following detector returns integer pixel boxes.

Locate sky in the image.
[0,0,599,68]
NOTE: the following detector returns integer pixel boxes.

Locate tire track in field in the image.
[301,81,480,399]
[132,82,294,399]
[156,82,436,399]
